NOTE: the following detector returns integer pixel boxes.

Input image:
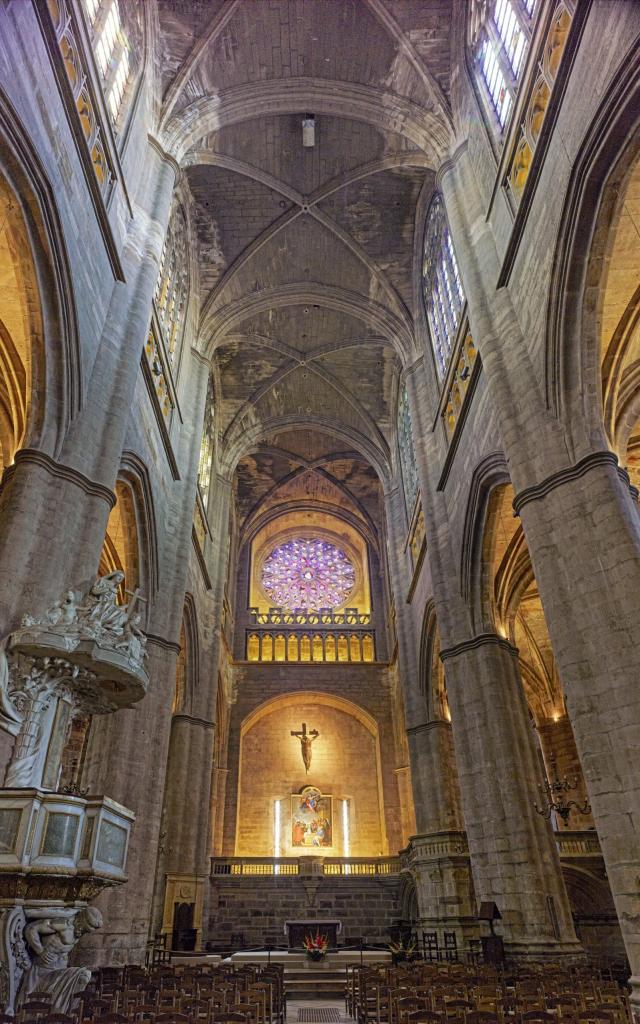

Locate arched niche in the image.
[235,691,387,858]
[0,167,40,467]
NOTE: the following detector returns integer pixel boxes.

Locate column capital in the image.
[512,449,631,515]
[406,719,453,737]
[1,448,116,509]
[440,632,518,662]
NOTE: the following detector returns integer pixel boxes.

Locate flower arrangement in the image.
[303,930,329,961]
[388,937,417,963]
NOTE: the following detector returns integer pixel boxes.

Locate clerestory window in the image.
[83,0,132,124]
[471,0,536,132]
[198,376,216,510]
[397,384,420,519]
[422,195,465,379]
[154,204,189,370]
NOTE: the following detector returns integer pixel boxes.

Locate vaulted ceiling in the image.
[155,0,456,520]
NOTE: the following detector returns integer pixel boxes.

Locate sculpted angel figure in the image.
[86,571,129,634]
[17,906,103,1013]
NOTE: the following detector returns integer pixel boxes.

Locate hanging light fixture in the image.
[534,756,591,827]
[302,113,315,147]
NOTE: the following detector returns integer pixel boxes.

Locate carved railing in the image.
[249,607,371,626]
[246,629,375,663]
[443,332,479,440]
[322,857,401,876]
[211,856,400,877]
[246,607,376,663]
[144,327,175,424]
[506,0,574,202]
[555,830,602,858]
[212,858,299,876]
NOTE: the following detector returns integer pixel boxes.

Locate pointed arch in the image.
[0,88,82,457]
[459,452,511,632]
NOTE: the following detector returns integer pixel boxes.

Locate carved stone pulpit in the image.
[0,573,148,1013]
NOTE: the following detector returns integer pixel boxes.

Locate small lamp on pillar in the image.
[478,902,504,966]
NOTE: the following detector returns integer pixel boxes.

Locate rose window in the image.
[261,538,355,610]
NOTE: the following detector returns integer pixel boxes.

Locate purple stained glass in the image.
[261,538,355,610]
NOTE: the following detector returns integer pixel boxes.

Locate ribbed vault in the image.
[154,0,454,501]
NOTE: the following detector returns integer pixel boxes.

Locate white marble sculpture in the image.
[0,573,149,791]
[18,570,148,670]
[13,906,103,1013]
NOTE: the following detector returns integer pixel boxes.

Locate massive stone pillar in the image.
[441,634,580,957]
[157,473,233,947]
[0,138,178,631]
[399,360,581,957]
[383,479,474,941]
[440,146,640,991]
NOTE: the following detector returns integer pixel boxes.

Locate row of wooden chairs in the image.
[348,962,632,1024]
[4,963,286,1024]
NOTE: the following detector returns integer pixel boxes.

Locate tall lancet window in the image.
[470,0,536,131]
[397,385,419,518]
[83,0,132,124]
[422,196,465,379]
[198,376,215,510]
[155,205,189,370]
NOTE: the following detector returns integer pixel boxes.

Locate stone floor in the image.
[286,999,352,1022]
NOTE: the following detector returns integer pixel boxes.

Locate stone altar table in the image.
[284,919,342,949]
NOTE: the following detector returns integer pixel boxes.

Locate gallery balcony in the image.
[244,607,376,663]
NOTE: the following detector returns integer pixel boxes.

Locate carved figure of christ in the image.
[291,722,319,773]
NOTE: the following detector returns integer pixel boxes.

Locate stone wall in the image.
[208,873,401,948]
[237,700,385,857]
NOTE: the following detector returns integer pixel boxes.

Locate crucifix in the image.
[291,722,319,774]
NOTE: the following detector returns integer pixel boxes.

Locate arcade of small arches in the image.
[0,0,639,1017]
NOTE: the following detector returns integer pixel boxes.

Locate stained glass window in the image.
[422,195,465,378]
[471,0,535,132]
[198,376,215,508]
[84,0,132,123]
[398,385,419,517]
[155,204,189,368]
[261,539,355,610]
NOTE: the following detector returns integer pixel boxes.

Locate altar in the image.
[284,919,342,950]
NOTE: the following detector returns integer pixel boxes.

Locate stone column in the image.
[79,638,180,965]
[441,634,580,958]
[383,478,474,941]
[157,473,233,941]
[0,138,178,632]
[440,146,640,988]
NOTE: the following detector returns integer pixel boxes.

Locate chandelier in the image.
[534,756,591,827]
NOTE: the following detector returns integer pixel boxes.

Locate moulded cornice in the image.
[512,450,620,516]
[406,719,453,736]
[1,449,115,508]
[435,140,469,191]
[171,713,215,731]
[145,632,182,654]
[439,632,518,662]
[147,134,181,181]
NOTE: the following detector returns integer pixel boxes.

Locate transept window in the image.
[83,0,131,123]
[261,539,355,611]
[397,385,419,518]
[422,196,465,378]
[154,205,189,368]
[471,0,536,130]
